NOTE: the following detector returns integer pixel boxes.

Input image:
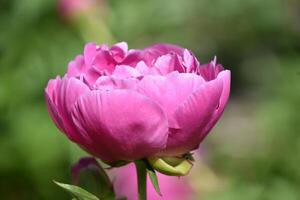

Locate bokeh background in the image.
[0,0,300,199]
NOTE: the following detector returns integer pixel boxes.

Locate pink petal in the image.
[112,65,141,78]
[94,76,138,90]
[198,58,224,81]
[92,50,116,74]
[161,78,223,156]
[135,61,150,75]
[84,43,98,67]
[110,42,128,62]
[137,72,205,128]
[67,55,86,78]
[71,90,168,163]
[183,49,199,72]
[202,70,231,134]
[147,43,184,57]
[121,49,144,67]
[152,54,184,75]
[56,77,91,142]
[45,77,65,133]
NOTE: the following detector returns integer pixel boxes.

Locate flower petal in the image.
[161,79,223,156]
[202,70,231,134]
[112,65,141,78]
[45,77,65,132]
[56,77,90,142]
[137,72,205,128]
[71,90,168,163]
[110,42,128,62]
[94,76,138,91]
[84,43,98,67]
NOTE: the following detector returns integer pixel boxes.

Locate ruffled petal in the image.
[110,42,128,62]
[92,50,116,74]
[198,58,224,81]
[84,43,98,67]
[161,78,223,156]
[151,54,184,75]
[71,90,168,163]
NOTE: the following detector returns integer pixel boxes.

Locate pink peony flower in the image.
[45,42,230,164]
[111,163,194,200]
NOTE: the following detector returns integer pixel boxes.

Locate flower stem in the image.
[135,160,147,200]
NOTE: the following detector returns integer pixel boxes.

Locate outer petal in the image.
[161,79,223,156]
[45,77,65,132]
[71,90,168,163]
[94,76,138,90]
[202,70,231,134]
[137,72,205,128]
[56,77,91,142]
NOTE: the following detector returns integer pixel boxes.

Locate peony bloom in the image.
[45,42,230,164]
[111,163,194,200]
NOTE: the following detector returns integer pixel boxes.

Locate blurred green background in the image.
[0,0,300,199]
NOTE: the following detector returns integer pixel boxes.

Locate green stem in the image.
[135,160,147,200]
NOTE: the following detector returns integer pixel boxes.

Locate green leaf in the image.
[145,160,161,196]
[54,181,100,200]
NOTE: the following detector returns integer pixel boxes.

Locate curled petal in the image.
[110,42,128,62]
[71,90,169,163]
[45,77,65,132]
[84,43,98,67]
[202,70,231,134]
[198,58,224,81]
[161,79,223,156]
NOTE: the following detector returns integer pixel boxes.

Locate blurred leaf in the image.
[72,157,115,200]
[54,181,100,200]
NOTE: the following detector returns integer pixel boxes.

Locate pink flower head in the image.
[45,42,230,164]
[111,163,194,200]
[58,0,102,20]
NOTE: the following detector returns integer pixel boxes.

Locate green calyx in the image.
[147,156,194,176]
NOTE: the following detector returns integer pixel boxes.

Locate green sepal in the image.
[147,156,193,176]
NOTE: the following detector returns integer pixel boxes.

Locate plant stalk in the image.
[135,160,147,200]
